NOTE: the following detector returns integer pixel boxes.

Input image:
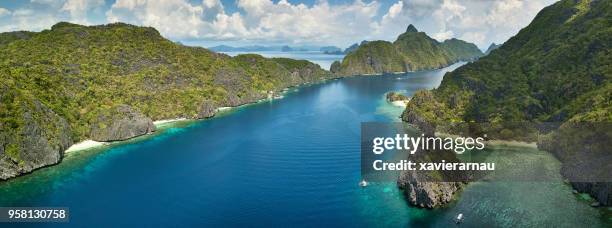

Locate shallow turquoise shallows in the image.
[0,62,609,227]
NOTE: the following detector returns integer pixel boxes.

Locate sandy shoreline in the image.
[153,118,188,125]
[65,140,108,153]
[65,118,191,153]
[62,79,326,155]
[216,107,233,112]
[391,100,409,107]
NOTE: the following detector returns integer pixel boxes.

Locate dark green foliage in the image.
[333,41,406,75]
[0,22,331,167]
[408,0,611,124]
[484,43,501,55]
[0,31,35,46]
[333,25,482,75]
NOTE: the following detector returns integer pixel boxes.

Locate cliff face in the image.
[397,90,464,208]
[90,105,156,142]
[538,121,612,206]
[331,25,482,76]
[400,0,612,206]
[385,92,409,102]
[0,22,333,180]
[0,95,72,180]
[398,171,462,208]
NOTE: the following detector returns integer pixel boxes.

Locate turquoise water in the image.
[0,63,609,227]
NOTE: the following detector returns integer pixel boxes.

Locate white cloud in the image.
[0,8,59,32]
[30,0,62,5]
[0,0,558,48]
[432,30,453,41]
[0,0,106,32]
[106,0,381,45]
[377,0,556,49]
[0,8,11,17]
[382,0,402,21]
[62,0,105,24]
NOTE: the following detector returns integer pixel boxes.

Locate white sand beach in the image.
[216,107,233,112]
[65,140,108,153]
[391,100,409,107]
[153,118,187,126]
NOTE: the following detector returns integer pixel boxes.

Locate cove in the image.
[0,63,609,227]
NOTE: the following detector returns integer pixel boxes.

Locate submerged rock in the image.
[90,105,156,142]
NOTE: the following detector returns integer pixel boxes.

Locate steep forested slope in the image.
[0,22,332,179]
[331,25,482,75]
[401,0,611,205]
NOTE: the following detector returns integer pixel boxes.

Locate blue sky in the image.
[0,0,557,49]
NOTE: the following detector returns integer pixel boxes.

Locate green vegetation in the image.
[400,0,611,205]
[484,43,501,55]
[331,25,483,76]
[403,0,611,125]
[0,31,35,46]
[0,22,331,178]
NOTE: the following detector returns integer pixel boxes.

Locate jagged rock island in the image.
[0,22,334,180]
[386,92,409,102]
[331,24,482,76]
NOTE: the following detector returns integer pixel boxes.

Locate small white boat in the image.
[455,213,464,224]
[359,179,368,187]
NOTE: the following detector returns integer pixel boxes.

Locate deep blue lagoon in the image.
[0,63,608,227]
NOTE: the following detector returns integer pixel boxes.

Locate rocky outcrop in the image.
[386,92,409,102]
[0,98,73,180]
[330,61,341,74]
[398,90,466,208]
[538,122,612,206]
[568,182,612,206]
[197,99,217,119]
[397,171,462,208]
[401,109,435,137]
[90,105,156,142]
[400,90,444,136]
[396,142,467,208]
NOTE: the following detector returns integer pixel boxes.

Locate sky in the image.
[0,0,558,50]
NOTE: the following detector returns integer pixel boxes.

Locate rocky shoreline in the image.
[400,92,612,208]
[0,74,344,181]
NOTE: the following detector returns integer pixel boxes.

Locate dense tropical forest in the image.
[0,22,332,179]
[330,24,483,76]
[401,0,611,206]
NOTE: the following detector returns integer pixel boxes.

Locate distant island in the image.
[0,22,335,180]
[484,42,501,55]
[319,41,369,55]
[208,44,336,53]
[330,24,483,76]
[399,0,611,208]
